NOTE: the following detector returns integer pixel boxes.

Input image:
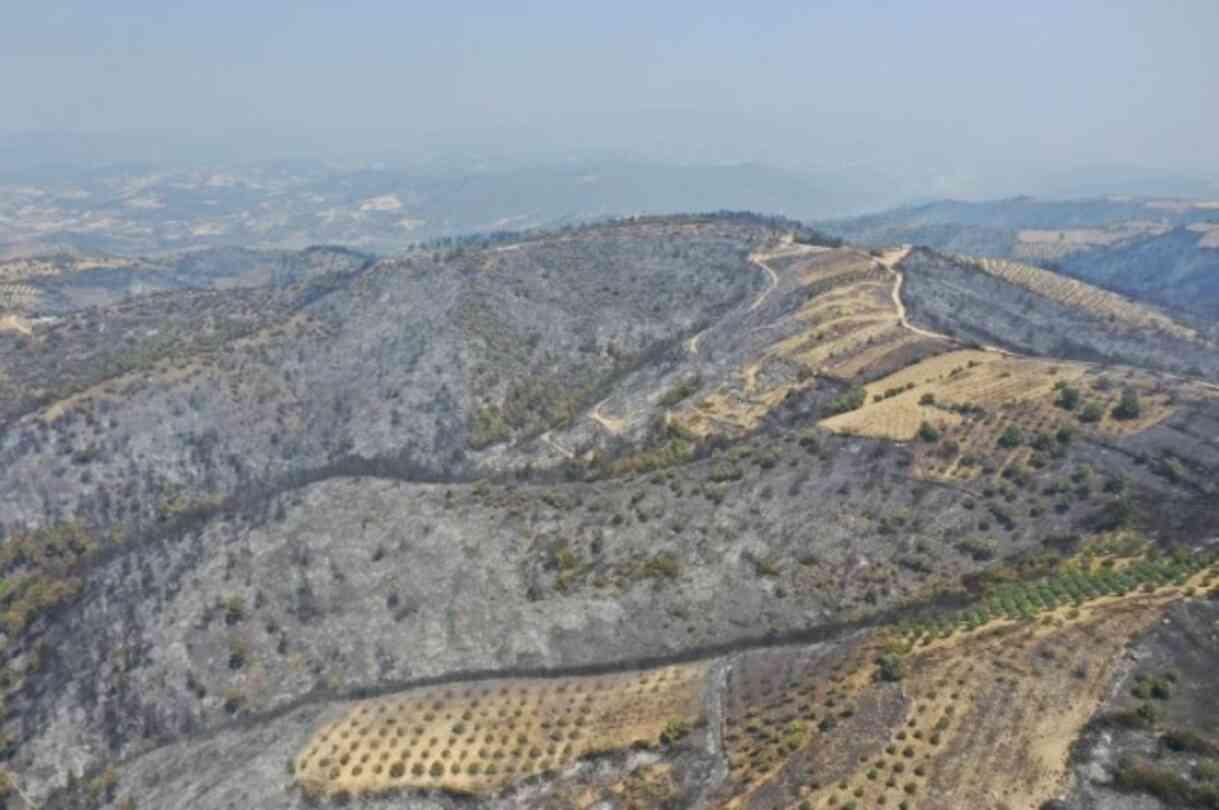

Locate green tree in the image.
[997,425,1023,448]
[1079,402,1104,423]
[1112,387,1142,420]
[1054,385,1081,411]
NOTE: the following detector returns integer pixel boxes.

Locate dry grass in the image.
[789,571,1208,810]
[820,329,923,380]
[670,251,899,439]
[0,284,41,310]
[293,663,707,799]
[821,350,1074,442]
[1014,225,1170,262]
[957,255,1200,341]
[0,314,32,335]
[819,351,1208,479]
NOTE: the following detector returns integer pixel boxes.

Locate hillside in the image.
[0,246,373,319]
[821,197,1219,323]
[0,214,1217,810]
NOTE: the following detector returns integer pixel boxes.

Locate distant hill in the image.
[0,158,877,258]
[821,196,1219,322]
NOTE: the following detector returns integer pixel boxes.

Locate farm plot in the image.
[821,351,1085,441]
[822,349,1211,481]
[294,663,708,799]
[0,284,41,311]
[958,255,1199,341]
[671,262,907,439]
[721,548,1217,810]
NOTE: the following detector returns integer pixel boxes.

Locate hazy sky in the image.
[3,1,1217,173]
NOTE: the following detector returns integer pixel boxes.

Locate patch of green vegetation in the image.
[1113,757,1219,808]
[917,421,941,443]
[956,536,998,562]
[469,404,511,449]
[659,718,691,746]
[657,374,702,408]
[600,435,697,478]
[1162,729,1217,757]
[894,549,1214,646]
[1054,383,1081,411]
[708,462,744,483]
[874,653,904,682]
[1132,672,1177,702]
[1079,401,1105,423]
[1112,386,1143,421]
[825,386,867,416]
[997,425,1023,448]
[637,553,682,581]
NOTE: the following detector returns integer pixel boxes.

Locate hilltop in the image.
[0,213,1215,810]
[820,196,1219,321]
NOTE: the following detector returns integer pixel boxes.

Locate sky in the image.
[2,0,1218,178]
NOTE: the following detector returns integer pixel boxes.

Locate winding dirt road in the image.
[875,245,1006,351]
[590,397,626,435]
[687,237,813,356]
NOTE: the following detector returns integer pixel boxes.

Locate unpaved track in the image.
[687,237,818,356]
[746,255,780,312]
[590,397,626,434]
[876,245,1010,354]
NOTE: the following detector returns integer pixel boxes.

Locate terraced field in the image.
[957,255,1199,341]
[670,246,954,439]
[285,543,1218,808]
[295,664,708,799]
[820,349,1212,480]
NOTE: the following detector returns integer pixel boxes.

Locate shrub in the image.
[640,553,681,580]
[223,687,246,713]
[874,654,904,682]
[1162,729,1216,756]
[660,718,691,746]
[957,537,998,562]
[997,426,1023,448]
[826,386,867,416]
[1112,757,1199,806]
[228,638,249,670]
[658,374,702,408]
[1112,387,1142,421]
[917,421,941,443]
[1054,385,1081,411]
[222,595,246,625]
[1078,402,1104,423]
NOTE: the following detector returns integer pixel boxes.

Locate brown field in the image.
[1014,224,1170,261]
[957,256,1200,341]
[820,351,1079,441]
[286,542,1216,807]
[671,252,930,439]
[0,314,32,335]
[819,350,1211,481]
[715,551,1216,810]
[780,580,1202,810]
[821,329,924,380]
[293,663,708,799]
[668,246,972,440]
[0,284,41,310]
